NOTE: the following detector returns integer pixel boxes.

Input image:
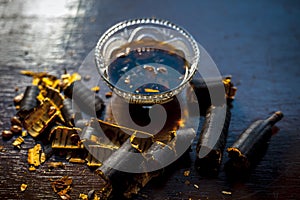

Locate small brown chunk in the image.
[11,116,22,126]
[83,75,91,81]
[10,125,22,134]
[2,130,13,140]
[14,93,24,105]
[105,91,113,98]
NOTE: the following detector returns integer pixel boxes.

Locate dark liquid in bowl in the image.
[107,47,190,95]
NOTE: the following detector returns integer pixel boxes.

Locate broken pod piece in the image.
[23,98,59,138]
[188,75,237,115]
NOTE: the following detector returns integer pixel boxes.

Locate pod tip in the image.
[275,111,283,119]
[227,147,242,158]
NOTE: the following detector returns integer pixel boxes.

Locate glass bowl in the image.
[95,18,200,104]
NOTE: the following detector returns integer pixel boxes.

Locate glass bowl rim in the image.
[95,18,200,103]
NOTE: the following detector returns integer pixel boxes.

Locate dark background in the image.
[0,0,299,199]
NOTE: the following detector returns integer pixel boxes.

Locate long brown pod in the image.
[195,105,231,176]
[225,111,283,176]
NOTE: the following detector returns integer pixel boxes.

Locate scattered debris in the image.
[12,136,24,149]
[51,176,72,200]
[2,68,282,200]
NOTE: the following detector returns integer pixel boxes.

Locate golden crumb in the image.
[222,191,232,195]
[183,170,190,177]
[20,183,27,192]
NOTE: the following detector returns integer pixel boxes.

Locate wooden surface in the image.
[0,0,300,199]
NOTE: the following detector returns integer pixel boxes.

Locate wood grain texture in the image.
[0,0,299,199]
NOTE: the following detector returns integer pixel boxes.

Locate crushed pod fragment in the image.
[40,86,64,109]
[23,98,59,138]
[50,176,73,200]
[12,136,24,149]
[50,126,82,149]
[28,144,46,168]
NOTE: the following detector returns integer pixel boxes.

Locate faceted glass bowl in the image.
[95,18,200,104]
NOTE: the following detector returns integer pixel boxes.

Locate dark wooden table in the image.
[1,0,299,199]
